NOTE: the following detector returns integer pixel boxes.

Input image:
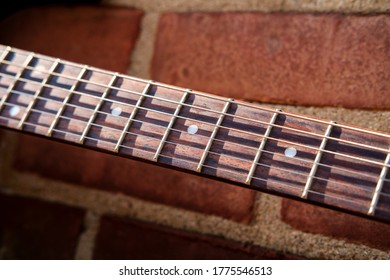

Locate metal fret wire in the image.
[17,58,61,129]
[0,71,389,170]
[245,109,280,185]
[79,72,118,144]
[2,48,387,210]
[0,57,389,155]
[2,47,387,140]
[2,114,385,214]
[46,65,88,136]
[197,98,232,172]
[153,89,190,161]
[368,152,390,215]
[3,87,390,186]
[0,52,35,112]
[114,81,152,153]
[301,122,334,199]
[0,46,11,60]
[1,101,388,204]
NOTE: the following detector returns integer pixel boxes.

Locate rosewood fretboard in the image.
[0,45,389,223]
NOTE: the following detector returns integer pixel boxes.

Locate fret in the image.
[0,52,35,112]
[153,89,191,161]
[113,81,152,153]
[368,151,390,216]
[0,46,11,63]
[301,121,335,199]
[79,73,118,144]
[1,45,390,223]
[196,98,233,172]
[17,59,61,130]
[47,65,88,136]
[245,109,281,185]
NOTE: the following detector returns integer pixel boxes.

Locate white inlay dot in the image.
[187,124,198,135]
[35,65,46,72]
[284,147,297,158]
[9,106,20,117]
[33,65,47,77]
[111,107,122,117]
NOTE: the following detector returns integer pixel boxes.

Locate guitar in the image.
[0,44,389,224]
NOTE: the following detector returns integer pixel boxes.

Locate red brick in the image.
[14,135,255,223]
[0,5,144,72]
[152,13,390,109]
[281,199,390,251]
[0,5,256,223]
[0,193,85,259]
[94,215,302,260]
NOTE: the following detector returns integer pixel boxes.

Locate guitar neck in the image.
[0,44,389,223]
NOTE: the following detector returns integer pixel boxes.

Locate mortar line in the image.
[128,12,160,78]
[75,211,101,260]
[0,171,388,260]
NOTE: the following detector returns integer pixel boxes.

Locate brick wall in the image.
[0,1,389,259]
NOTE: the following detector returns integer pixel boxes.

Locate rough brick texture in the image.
[14,136,255,223]
[0,6,255,224]
[152,13,390,109]
[94,215,302,259]
[1,4,389,260]
[102,0,390,14]
[281,199,390,251]
[0,5,143,72]
[0,193,85,259]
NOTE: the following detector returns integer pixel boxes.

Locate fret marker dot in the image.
[187,124,198,135]
[111,107,122,117]
[284,147,297,158]
[9,106,20,117]
[36,65,46,72]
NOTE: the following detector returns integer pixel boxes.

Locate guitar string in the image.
[0,60,389,170]
[2,81,390,190]
[1,50,388,218]
[1,99,389,203]
[49,128,390,214]
[1,58,389,156]
[0,50,388,186]
[3,45,389,140]
[3,87,390,188]
[2,98,383,195]
[1,49,388,217]
[0,71,389,172]
[2,114,387,215]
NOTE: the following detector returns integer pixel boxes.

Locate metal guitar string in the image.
[0,48,389,212]
[0,57,389,156]
[9,47,389,139]
[2,96,389,214]
[0,71,390,203]
[2,95,384,193]
[1,113,385,215]
[1,69,389,172]
[0,74,390,198]
[3,86,390,189]
[1,98,389,212]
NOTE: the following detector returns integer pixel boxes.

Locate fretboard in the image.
[0,44,389,223]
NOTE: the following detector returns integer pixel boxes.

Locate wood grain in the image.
[1,44,389,223]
